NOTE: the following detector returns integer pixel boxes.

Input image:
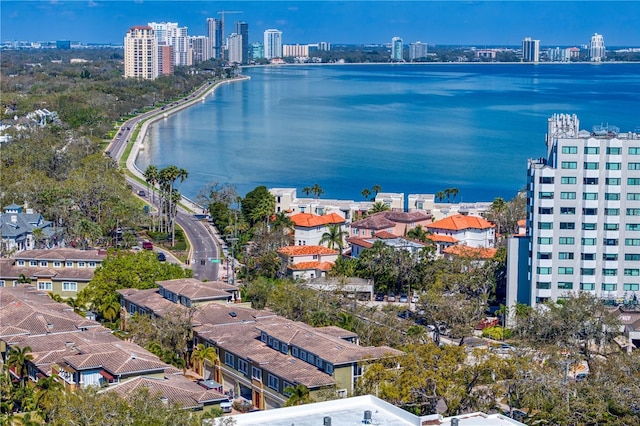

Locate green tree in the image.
[311,183,324,199]
[7,346,33,388]
[319,224,347,253]
[368,201,390,214]
[406,225,429,242]
[241,186,275,228]
[283,384,313,407]
[371,184,382,196]
[190,343,218,376]
[361,188,371,200]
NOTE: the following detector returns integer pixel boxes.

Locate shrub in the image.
[482,326,511,340]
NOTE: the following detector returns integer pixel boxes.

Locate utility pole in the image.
[216,10,242,62]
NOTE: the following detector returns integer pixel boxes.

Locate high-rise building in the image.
[521,37,540,63]
[235,21,249,64]
[391,37,403,61]
[507,114,640,308]
[207,18,223,59]
[283,44,309,57]
[190,36,211,63]
[318,42,331,51]
[124,26,158,80]
[264,29,283,59]
[148,22,190,66]
[227,33,243,64]
[409,41,428,61]
[590,33,606,62]
[251,42,264,60]
[157,43,174,76]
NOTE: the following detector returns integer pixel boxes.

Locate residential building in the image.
[283,44,309,57]
[264,29,283,59]
[277,245,339,279]
[0,248,106,297]
[123,25,158,79]
[407,194,492,221]
[149,22,190,66]
[375,192,405,211]
[391,36,403,61]
[269,188,372,222]
[475,49,497,60]
[157,43,174,75]
[590,33,606,62]
[350,211,433,239]
[157,278,239,306]
[289,212,345,246]
[348,232,430,259]
[409,41,428,61]
[521,37,540,63]
[443,245,497,260]
[1,204,62,253]
[235,21,249,64]
[508,113,640,308]
[227,33,243,64]
[426,214,496,249]
[190,35,211,63]
[250,42,264,60]
[318,41,331,51]
[207,18,223,59]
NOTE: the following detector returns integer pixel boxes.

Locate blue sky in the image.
[2,1,640,46]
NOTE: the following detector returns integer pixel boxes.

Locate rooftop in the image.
[157,278,238,301]
[443,245,498,259]
[13,248,106,262]
[351,211,432,230]
[278,245,339,256]
[289,212,345,227]
[427,214,495,231]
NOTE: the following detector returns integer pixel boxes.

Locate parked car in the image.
[412,294,420,303]
[387,293,396,302]
[399,294,409,303]
[137,190,146,197]
[397,310,413,320]
[142,241,153,250]
[375,293,385,302]
[157,252,166,262]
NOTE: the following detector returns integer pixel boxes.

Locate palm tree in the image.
[435,191,445,203]
[490,197,507,235]
[361,188,371,200]
[284,384,313,407]
[319,224,347,253]
[368,201,390,214]
[159,165,180,237]
[450,188,459,202]
[7,346,33,387]
[17,273,32,285]
[101,298,121,322]
[311,183,324,199]
[143,165,159,229]
[444,188,452,203]
[271,211,294,234]
[34,374,63,416]
[302,186,312,197]
[65,297,83,315]
[191,343,218,376]
[337,312,355,332]
[371,184,382,196]
[75,219,102,249]
[31,227,45,249]
[406,225,429,242]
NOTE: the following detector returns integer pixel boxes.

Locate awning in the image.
[99,370,115,380]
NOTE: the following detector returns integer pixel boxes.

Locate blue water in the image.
[137,64,640,202]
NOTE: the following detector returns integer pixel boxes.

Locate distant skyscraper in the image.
[283,44,309,57]
[157,43,174,76]
[409,41,428,61]
[207,18,223,59]
[124,26,158,80]
[190,35,211,63]
[318,42,331,51]
[590,33,606,62]
[235,21,249,64]
[264,29,283,59]
[521,37,540,63]
[148,22,190,66]
[227,33,243,64]
[391,37,403,61]
[251,42,264,60]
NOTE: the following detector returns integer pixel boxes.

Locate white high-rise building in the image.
[508,114,640,308]
[409,41,428,61]
[190,35,211,63]
[227,33,243,64]
[283,44,309,57]
[590,33,606,62]
[264,29,283,59]
[207,18,223,59]
[148,22,191,66]
[391,37,403,61]
[522,37,540,62]
[124,26,158,80]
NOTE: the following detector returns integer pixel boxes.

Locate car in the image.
[493,343,515,354]
[142,241,153,250]
[157,252,166,262]
[137,190,146,197]
[412,294,420,303]
[387,293,396,302]
[397,310,413,319]
[399,294,409,303]
[375,293,384,302]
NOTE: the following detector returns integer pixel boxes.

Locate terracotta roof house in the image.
[277,245,339,280]
[426,214,496,248]
[350,211,432,239]
[289,212,346,247]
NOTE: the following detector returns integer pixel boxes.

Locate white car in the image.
[412,294,420,303]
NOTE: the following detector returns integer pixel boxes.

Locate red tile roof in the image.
[289,213,345,227]
[443,245,497,259]
[373,231,396,239]
[427,234,459,243]
[288,261,334,271]
[426,214,495,231]
[346,237,374,249]
[351,211,432,230]
[278,245,338,256]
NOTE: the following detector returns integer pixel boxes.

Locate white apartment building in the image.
[264,29,283,59]
[391,37,403,61]
[148,22,190,66]
[508,114,640,308]
[124,26,158,80]
[521,37,540,63]
[590,33,606,62]
[227,33,243,64]
[283,44,309,58]
[190,35,211,63]
[409,42,428,61]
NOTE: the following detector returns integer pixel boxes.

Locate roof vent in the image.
[362,410,372,424]
[323,416,331,426]
[229,311,237,318]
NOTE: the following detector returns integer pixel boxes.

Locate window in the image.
[307,354,315,364]
[583,208,598,215]
[538,222,553,229]
[605,193,620,200]
[561,161,577,169]
[602,283,617,291]
[628,209,640,216]
[581,268,595,276]
[561,176,577,184]
[605,208,620,216]
[536,267,552,274]
[292,347,299,357]
[283,382,294,396]
[625,269,640,276]
[558,252,574,260]
[606,177,621,185]
[29,261,37,267]
[53,261,61,268]
[607,147,621,155]
[583,162,599,170]
[606,162,621,170]
[582,223,597,230]
[629,178,640,186]
[559,222,575,230]
[581,238,597,245]
[629,163,640,170]
[583,193,598,200]
[325,364,334,374]
[560,192,576,199]
[624,284,640,291]
[252,366,262,381]
[300,350,307,361]
[626,254,640,261]
[238,359,248,374]
[225,352,235,367]
[88,262,96,268]
[539,176,554,184]
[558,282,574,290]
[603,269,617,276]
[0,280,4,288]
[78,262,86,268]
[281,343,288,355]
[538,192,554,199]
[537,252,552,260]
[537,237,552,245]
[316,357,323,368]
[559,237,574,245]
[268,374,279,391]
[539,207,553,214]
[584,147,599,154]
[627,239,640,246]
[536,282,551,289]
[562,146,578,154]
[62,282,77,292]
[561,207,575,215]
[17,260,25,266]
[65,261,73,267]
[604,223,619,231]
[581,253,596,260]
[558,267,574,275]
[261,332,268,343]
[604,239,619,246]
[580,283,595,290]
[630,147,640,155]
[603,253,618,261]
[38,282,52,291]
[582,177,597,185]
[272,340,280,351]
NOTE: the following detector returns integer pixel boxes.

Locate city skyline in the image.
[2,1,640,47]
